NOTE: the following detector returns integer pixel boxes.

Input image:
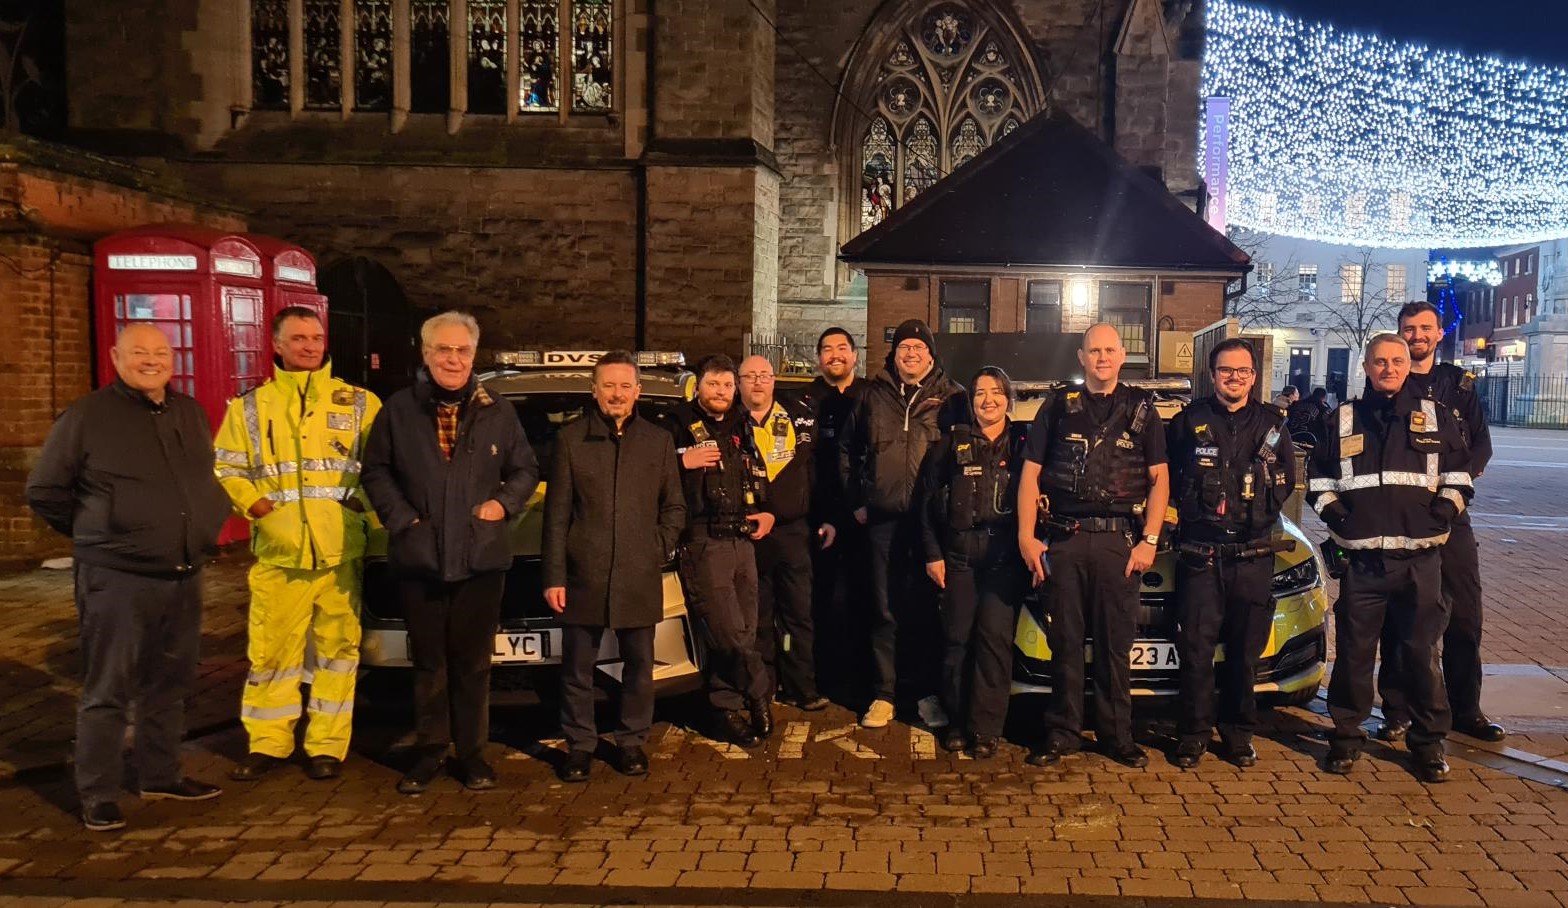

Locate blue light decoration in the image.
[1427,256,1496,336]
[1203,0,1568,249]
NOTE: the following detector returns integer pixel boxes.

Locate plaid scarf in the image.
[434,384,492,461]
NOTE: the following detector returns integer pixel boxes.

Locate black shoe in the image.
[82,801,126,832]
[458,756,496,790]
[1324,747,1360,775]
[719,710,762,748]
[1414,753,1451,784]
[1026,737,1077,767]
[397,751,447,795]
[615,745,650,777]
[971,736,999,759]
[1107,742,1149,769]
[140,777,222,801]
[941,729,968,752]
[797,695,830,712]
[1374,719,1411,743]
[748,700,774,740]
[306,756,342,780]
[1173,739,1206,769]
[229,752,284,782]
[1227,742,1259,769]
[558,750,593,783]
[1454,716,1506,742]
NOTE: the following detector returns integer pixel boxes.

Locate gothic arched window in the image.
[856,2,1041,233]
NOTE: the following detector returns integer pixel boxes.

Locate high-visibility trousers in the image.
[241,561,362,760]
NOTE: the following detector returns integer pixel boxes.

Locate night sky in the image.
[1257,0,1568,69]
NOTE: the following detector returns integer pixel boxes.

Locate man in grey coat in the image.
[543,351,686,782]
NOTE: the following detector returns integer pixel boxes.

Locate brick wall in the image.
[656,0,775,144]
[1160,280,1228,333]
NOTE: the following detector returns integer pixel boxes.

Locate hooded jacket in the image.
[843,357,967,518]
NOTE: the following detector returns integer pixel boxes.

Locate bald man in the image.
[738,355,830,713]
[1016,324,1171,769]
[28,324,232,831]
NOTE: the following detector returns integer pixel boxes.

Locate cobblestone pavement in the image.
[0,427,1565,907]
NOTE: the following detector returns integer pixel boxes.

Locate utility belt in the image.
[690,518,754,540]
[1039,494,1143,541]
[1177,537,1290,563]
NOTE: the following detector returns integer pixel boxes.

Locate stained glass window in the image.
[355,0,393,111]
[468,0,508,115]
[251,0,289,109]
[854,2,1039,233]
[572,0,612,111]
[410,0,450,114]
[518,1,559,113]
[303,0,342,110]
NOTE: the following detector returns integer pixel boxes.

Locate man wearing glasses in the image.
[1164,339,1296,769]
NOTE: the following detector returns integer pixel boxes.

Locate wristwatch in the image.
[1141,533,1160,547]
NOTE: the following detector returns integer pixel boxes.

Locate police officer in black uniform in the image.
[919,367,1030,758]
[1017,324,1171,768]
[669,355,775,747]
[1376,301,1503,743]
[807,327,866,698]
[1166,339,1296,769]
[1307,334,1472,782]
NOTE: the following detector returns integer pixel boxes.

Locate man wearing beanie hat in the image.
[843,318,968,728]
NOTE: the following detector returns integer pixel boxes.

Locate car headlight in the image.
[1271,557,1320,598]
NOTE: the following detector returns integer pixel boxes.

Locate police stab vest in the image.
[946,424,1023,531]
[1038,387,1152,510]
[1175,399,1290,539]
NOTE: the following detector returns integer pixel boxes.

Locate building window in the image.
[571,0,613,110]
[303,0,343,110]
[468,0,508,114]
[1257,261,1274,284]
[251,0,290,109]
[1298,264,1318,297]
[1389,191,1411,231]
[1386,264,1406,302]
[355,1,394,111]
[410,0,451,113]
[1026,281,1062,333]
[519,1,560,111]
[854,3,1042,233]
[1526,254,1534,274]
[1339,263,1363,303]
[940,280,990,334]
[1526,294,1535,321]
[1100,283,1151,356]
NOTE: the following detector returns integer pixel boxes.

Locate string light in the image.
[1203,0,1568,249]
[1428,259,1504,287]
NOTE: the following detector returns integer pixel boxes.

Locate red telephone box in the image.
[248,233,328,323]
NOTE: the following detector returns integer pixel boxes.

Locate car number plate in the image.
[493,630,559,664]
[1129,641,1179,669]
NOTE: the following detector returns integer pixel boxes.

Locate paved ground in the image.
[1,426,1566,907]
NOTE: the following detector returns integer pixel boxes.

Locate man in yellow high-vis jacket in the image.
[214,306,382,782]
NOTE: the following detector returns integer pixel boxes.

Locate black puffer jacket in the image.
[843,365,967,518]
[361,369,540,582]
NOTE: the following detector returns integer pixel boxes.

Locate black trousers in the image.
[558,623,655,754]
[938,529,1025,738]
[1175,551,1274,747]
[755,518,819,702]
[74,562,202,808]
[1328,549,1450,753]
[679,536,770,712]
[1379,515,1485,724]
[1042,530,1141,748]
[867,514,941,702]
[811,518,870,696]
[399,572,505,761]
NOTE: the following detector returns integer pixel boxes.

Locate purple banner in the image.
[1204,96,1231,234]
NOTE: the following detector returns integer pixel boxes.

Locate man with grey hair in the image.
[1306,333,1472,783]
[363,311,538,794]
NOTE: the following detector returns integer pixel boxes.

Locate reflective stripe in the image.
[306,697,354,716]
[1439,488,1468,513]
[351,388,368,461]
[1330,529,1450,550]
[1420,400,1440,488]
[271,490,301,503]
[300,458,360,474]
[269,487,354,503]
[313,657,359,674]
[246,666,305,686]
[243,393,263,460]
[1311,491,1340,514]
[1307,478,1338,492]
[215,449,250,466]
[251,462,300,479]
[1382,471,1436,489]
[1340,474,1381,490]
[1337,404,1355,482]
[241,703,302,721]
[1441,472,1473,486]
[216,466,251,479]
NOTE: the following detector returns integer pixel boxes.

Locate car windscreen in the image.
[510,394,683,473]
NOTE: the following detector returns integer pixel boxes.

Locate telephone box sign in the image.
[213,255,262,278]
[107,254,198,271]
[276,264,313,283]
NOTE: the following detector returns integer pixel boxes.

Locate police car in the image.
[358,350,704,698]
[1007,380,1329,706]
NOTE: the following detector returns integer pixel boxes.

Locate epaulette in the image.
[1263,401,1287,419]
[1460,371,1476,392]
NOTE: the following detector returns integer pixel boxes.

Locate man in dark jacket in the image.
[805,327,865,698]
[739,354,830,711]
[361,311,539,795]
[843,318,967,729]
[27,323,231,832]
[543,351,685,783]
[669,355,776,747]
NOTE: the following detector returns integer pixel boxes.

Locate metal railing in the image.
[744,333,821,377]
[1476,374,1568,428]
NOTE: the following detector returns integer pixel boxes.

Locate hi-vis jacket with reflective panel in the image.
[1305,392,1472,551]
[214,360,382,569]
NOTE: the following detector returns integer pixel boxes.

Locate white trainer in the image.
[860,699,895,728]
